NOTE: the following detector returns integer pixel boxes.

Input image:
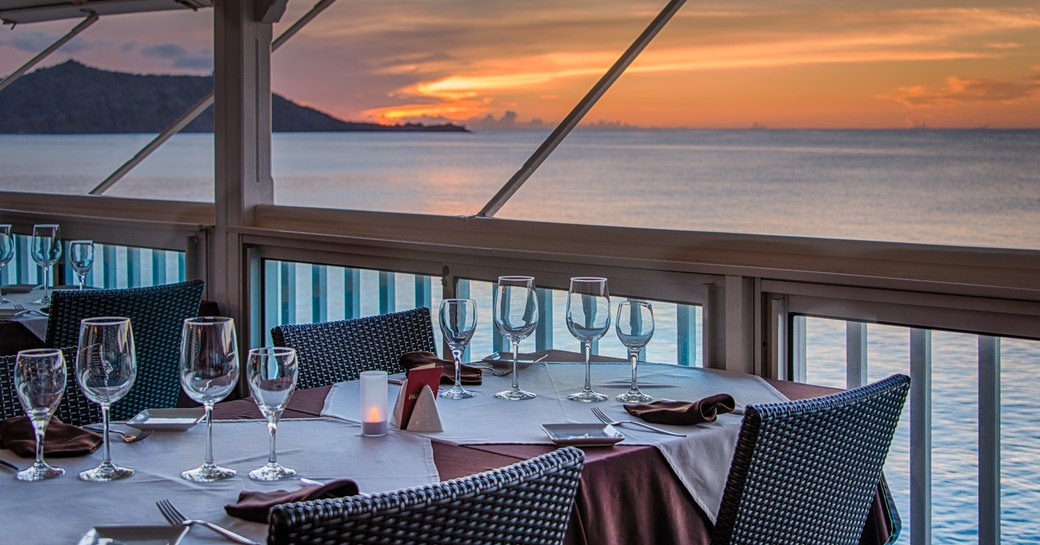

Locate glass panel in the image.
[1001,337,1040,545]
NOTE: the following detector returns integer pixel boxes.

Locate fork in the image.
[0,459,20,472]
[156,499,260,545]
[591,407,686,437]
[84,425,153,443]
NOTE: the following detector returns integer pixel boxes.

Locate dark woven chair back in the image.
[1,347,101,426]
[271,307,436,390]
[712,374,910,545]
[269,446,585,545]
[45,280,204,421]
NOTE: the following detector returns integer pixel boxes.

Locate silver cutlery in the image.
[84,425,153,443]
[473,353,550,377]
[157,499,260,545]
[591,406,686,437]
[0,459,20,472]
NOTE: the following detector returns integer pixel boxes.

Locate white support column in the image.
[723,275,754,373]
[846,321,868,389]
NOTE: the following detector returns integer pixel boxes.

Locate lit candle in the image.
[360,371,388,436]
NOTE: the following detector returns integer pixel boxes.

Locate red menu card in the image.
[400,365,441,429]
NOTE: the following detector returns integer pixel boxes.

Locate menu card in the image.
[400,365,441,429]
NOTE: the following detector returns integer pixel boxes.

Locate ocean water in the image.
[2,129,1039,543]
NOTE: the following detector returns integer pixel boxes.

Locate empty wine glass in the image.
[615,300,655,403]
[439,298,478,399]
[180,317,240,482]
[13,348,67,481]
[566,277,610,403]
[68,240,95,290]
[0,225,13,304]
[76,317,137,481]
[31,224,61,305]
[246,347,298,481]
[493,276,538,401]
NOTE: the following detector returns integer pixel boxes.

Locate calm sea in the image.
[2,129,1039,543]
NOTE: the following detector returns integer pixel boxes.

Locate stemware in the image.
[615,300,655,403]
[31,224,61,305]
[439,298,478,399]
[566,277,610,403]
[75,317,137,481]
[0,225,13,304]
[68,240,95,290]
[493,276,538,401]
[179,317,240,482]
[13,348,67,481]
[246,347,298,481]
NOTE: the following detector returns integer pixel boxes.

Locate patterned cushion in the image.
[1,347,101,426]
[271,307,436,390]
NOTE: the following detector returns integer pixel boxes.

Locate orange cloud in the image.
[878,75,1040,108]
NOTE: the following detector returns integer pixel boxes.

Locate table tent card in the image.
[391,366,443,432]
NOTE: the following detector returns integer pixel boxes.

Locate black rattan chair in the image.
[269,446,585,545]
[271,307,436,390]
[1,347,101,426]
[712,374,910,545]
[45,280,204,421]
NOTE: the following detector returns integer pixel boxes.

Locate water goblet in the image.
[0,225,13,304]
[439,298,478,399]
[180,317,240,482]
[246,347,298,481]
[493,276,538,401]
[566,277,610,403]
[68,240,95,290]
[13,348,67,481]
[75,317,137,481]
[615,300,655,403]
[31,224,61,305]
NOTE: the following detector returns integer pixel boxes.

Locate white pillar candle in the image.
[360,371,388,436]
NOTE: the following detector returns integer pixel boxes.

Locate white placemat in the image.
[322,362,788,521]
[1,287,48,340]
[0,417,439,544]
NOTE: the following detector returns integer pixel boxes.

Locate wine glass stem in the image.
[77,273,85,290]
[204,403,215,465]
[100,404,112,465]
[44,265,53,298]
[629,349,640,390]
[32,418,47,466]
[452,348,463,387]
[510,340,520,390]
[267,416,278,464]
[583,341,593,392]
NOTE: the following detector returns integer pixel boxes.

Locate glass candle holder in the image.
[360,371,388,436]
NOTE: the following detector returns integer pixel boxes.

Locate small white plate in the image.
[126,408,204,431]
[540,423,625,447]
[79,525,188,545]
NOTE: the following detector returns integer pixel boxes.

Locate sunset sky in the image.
[1,0,1038,128]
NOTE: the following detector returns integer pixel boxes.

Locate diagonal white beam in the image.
[0,13,99,94]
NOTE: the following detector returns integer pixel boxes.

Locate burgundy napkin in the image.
[0,416,102,458]
[399,351,482,385]
[623,394,736,425]
[225,479,360,522]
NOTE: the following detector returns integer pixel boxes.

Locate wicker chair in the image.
[269,446,585,545]
[45,280,204,421]
[712,374,910,545]
[1,347,101,426]
[271,307,436,390]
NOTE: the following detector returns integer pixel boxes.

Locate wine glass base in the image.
[16,462,64,482]
[567,390,608,403]
[181,463,237,482]
[440,385,475,399]
[494,388,536,401]
[249,462,297,481]
[617,390,653,403]
[78,462,134,482]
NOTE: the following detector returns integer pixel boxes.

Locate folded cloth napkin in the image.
[0,416,102,457]
[225,479,360,522]
[399,351,482,385]
[623,394,736,426]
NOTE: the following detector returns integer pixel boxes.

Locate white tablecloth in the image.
[322,362,789,521]
[0,417,439,544]
[0,286,49,340]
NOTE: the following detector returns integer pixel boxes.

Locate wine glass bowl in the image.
[31,224,62,305]
[615,300,655,403]
[246,347,298,481]
[493,276,538,401]
[68,240,95,290]
[0,225,13,304]
[180,317,239,482]
[76,317,137,481]
[566,277,610,403]
[439,299,478,399]
[13,348,67,481]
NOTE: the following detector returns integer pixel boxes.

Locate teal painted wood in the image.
[536,288,553,351]
[311,265,327,323]
[677,304,696,366]
[343,267,361,319]
[378,270,396,314]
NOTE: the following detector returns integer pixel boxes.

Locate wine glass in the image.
[68,240,95,290]
[180,317,240,482]
[493,276,538,401]
[566,277,610,403]
[0,225,13,304]
[615,300,655,403]
[75,317,137,481]
[31,224,61,305]
[246,347,298,481]
[13,348,67,481]
[439,299,478,399]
